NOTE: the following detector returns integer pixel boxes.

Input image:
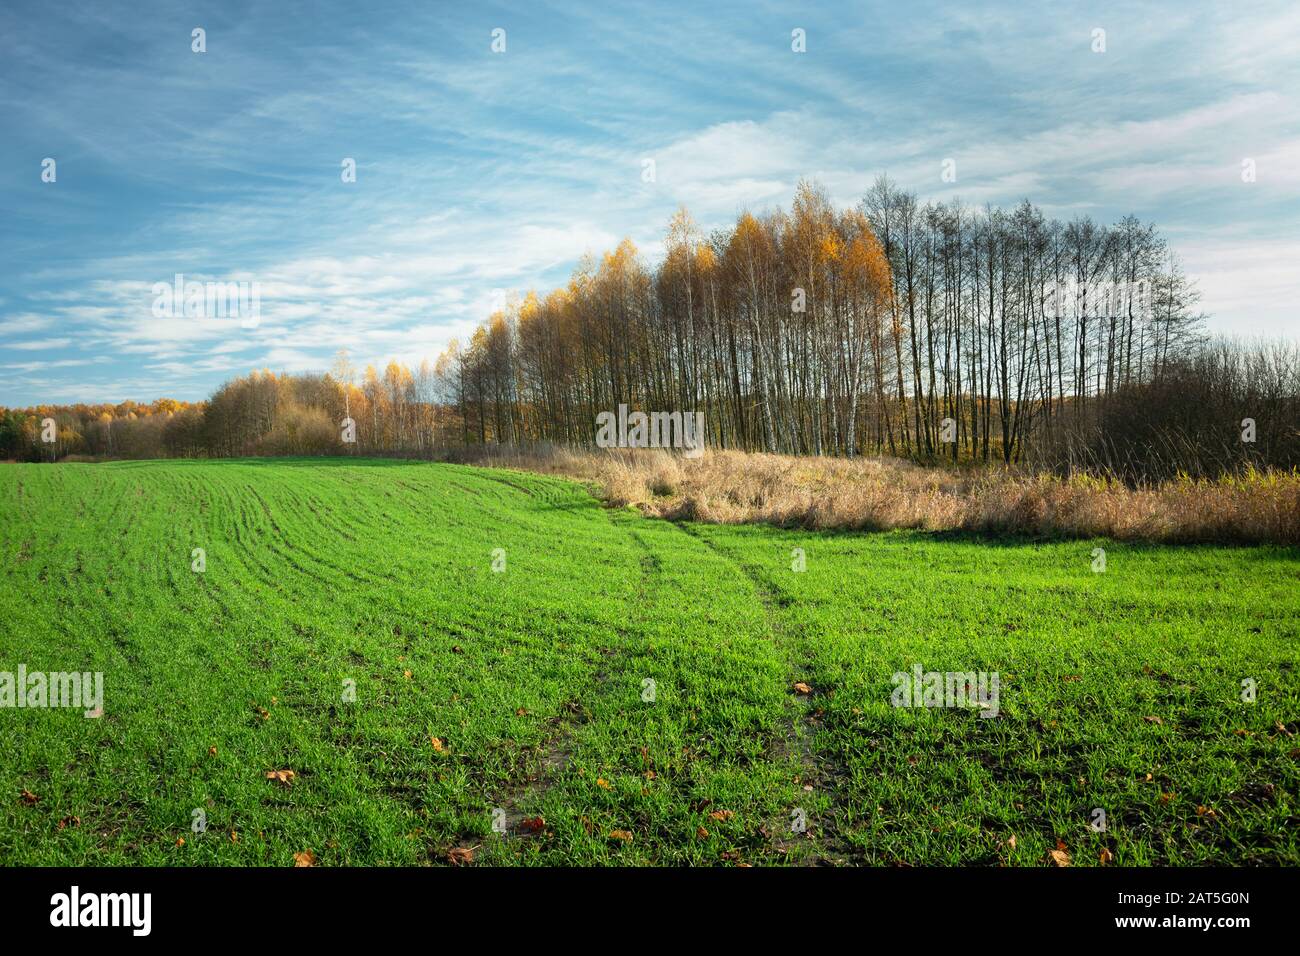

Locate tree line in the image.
[4,177,1296,479]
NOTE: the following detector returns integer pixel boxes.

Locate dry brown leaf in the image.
[1159,791,1175,804]
[515,707,527,716]
[709,810,734,821]
[208,746,218,756]
[1048,843,1071,867]
[1142,715,1163,725]
[793,682,812,694]
[519,816,545,834]
[19,789,39,805]
[608,829,633,842]
[430,736,446,752]
[696,825,710,838]
[1007,834,1017,849]
[403,670,412,680]
[1099,847,1114,865]
[447,847,474,866]
[265,769,296,785]
[57,815,80,829]
[596,777,611,789]
[176,837,185,847]
[293,849,315,867]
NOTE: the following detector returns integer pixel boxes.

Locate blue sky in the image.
[2,0,1297,406]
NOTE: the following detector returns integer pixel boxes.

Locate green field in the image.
[1,458,1297,866]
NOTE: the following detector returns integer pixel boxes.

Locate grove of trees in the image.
[4,177,1296,480]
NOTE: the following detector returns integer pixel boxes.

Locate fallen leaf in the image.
[19,790,39,805]
[1159,791,1175,805]
[430,737,446,752]
[608,829,633,842]
[293,849,315,867]
[709,810,734,822]
[176,837,185,847]
[1142,715,1163,725]
[1007,834,1017,850]
[596,777,611,790]
[231,831,238,842]
[519,816,545,834]
[515,707,527,716]
[696,825,710,838]
[793,682,812,694]
[1099,847,1113,865]
[265,769,296,785]
[644,770,656,779]
[1196,805,1217,818]
[1048,842,1071,867]
[1275,721,1293,737]
[57,815,80,829]
[447,847,474,866]
[403,670,412,680]
[208,746,218,756]
[1234,728,1253,737]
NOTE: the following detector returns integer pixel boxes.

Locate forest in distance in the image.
[4,177,1297,482]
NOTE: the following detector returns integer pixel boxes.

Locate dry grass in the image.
[445,444,1300,545]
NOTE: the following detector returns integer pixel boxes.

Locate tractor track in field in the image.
[670,520,856,865]
[471,502,656,856]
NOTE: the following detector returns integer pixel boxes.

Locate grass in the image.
[447,444,1300,545]
[0,457,1296,866]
